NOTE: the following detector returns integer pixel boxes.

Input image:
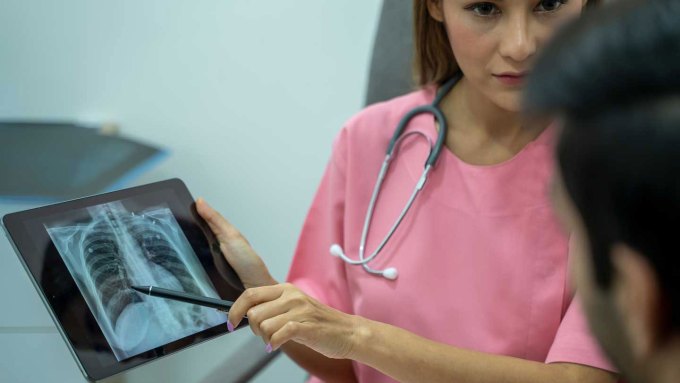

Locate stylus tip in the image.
[130,285,147,294]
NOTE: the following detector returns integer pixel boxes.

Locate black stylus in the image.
[131,285,234,311]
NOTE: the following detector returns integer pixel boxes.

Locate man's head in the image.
[524,0,680,381]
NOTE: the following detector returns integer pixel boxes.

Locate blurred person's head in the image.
[413,0,600,111]
[524,0,680,381]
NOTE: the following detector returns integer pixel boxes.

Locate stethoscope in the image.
[329,73,462,280]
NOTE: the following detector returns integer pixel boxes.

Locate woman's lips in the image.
[493,72,527,86]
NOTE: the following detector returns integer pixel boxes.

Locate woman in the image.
[197,0,618,382]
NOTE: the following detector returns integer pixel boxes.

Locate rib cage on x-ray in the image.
[126,211,207,326]
[47,201,225,361]
[83,218,142,330]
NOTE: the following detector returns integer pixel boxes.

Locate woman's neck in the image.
[446,76,523,139]
[437,76,542,165]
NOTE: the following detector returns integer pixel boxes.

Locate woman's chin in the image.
[491,92,523,113]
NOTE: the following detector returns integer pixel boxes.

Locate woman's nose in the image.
[498,13,537,63]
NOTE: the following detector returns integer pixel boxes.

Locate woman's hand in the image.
[196,198,277,289]
[228,283,363,359]
[198,199,359,382]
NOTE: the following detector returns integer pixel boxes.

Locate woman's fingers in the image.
[195,198,240,241]
[196,198,276,289]
[195,198,223,233]
[243,296,293,339]
[227,283,358,359]
[255,311,297,345]
[269,320,314,352]
[228,285,284,329]
[228,283,313,349]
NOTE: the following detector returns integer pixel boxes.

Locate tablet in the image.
[2,178,246,381]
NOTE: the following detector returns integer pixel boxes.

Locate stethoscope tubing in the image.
[333,73,462,278]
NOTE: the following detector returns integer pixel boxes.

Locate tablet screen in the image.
[3,179,245,380]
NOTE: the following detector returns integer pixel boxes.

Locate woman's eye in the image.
[466,2,501,17]
[535,0,568,12]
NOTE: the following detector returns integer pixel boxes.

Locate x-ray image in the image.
[45,200,226,361]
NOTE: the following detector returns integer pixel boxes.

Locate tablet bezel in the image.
[2,178,247,381]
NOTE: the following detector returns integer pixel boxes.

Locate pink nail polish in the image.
[265,343,272,353]
[227,322,234,332]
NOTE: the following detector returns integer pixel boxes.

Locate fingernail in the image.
[227,322,234,332]
[265,343,272,353]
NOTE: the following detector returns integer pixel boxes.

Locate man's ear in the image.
[426,0,445,23]
[611,243,664,359]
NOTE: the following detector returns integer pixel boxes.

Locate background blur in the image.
[0,0,383,381]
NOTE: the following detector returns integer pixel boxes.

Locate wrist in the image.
[347,315,377,362]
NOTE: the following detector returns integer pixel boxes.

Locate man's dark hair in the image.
[524,0,680,328]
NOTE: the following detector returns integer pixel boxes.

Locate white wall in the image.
[0,0,382,381]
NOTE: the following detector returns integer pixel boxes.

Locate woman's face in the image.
[428,0,587,111]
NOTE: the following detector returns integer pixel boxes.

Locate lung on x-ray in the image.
[45,200,226,361]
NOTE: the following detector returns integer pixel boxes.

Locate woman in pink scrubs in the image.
[197,0,618,382]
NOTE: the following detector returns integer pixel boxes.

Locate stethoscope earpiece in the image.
[328,74,462,281]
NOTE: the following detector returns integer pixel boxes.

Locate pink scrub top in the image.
[287,87,613,382]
